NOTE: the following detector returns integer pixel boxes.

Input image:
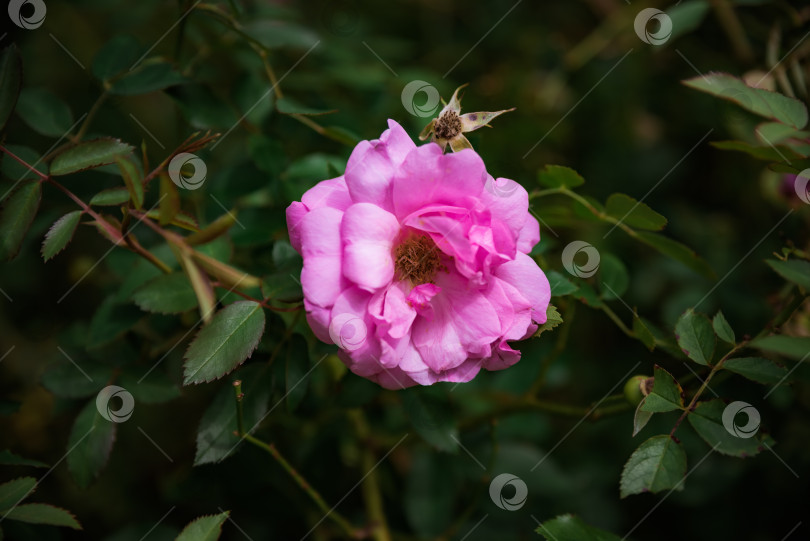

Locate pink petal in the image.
[494,252,551,324]
[341,203,400,292]
[299,207,346,307]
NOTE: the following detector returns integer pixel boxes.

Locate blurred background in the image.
[1,0,809,539]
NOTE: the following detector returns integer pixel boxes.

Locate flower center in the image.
[394,234,444,285]
[434,110,462,140]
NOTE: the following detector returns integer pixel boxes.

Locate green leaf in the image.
[684,73,809,129]
[402,389,458,452]
[15,88,73,138]
[404,450,455,538]
[755,122,809,145]
[3,504,81,529]
[110,61,186,95]
[598,253,629,299]
[285,334,310,412]
[50,138,134,176]
[536,514,622,541]
[636,231,714,278]
[183,301,266,385]
[711,140,804,161]
[674,309,715,366]
[640,365,684,413]
[0,477,36,511]
[0,45,22,133]
[687,399,769,457]
[766,259,810,290]
[712,310,735,344]
[633,311,656,351]
[0,182,41,261]
[750,335,810,360]
[92,35,142,80]
[115,156,144,209]
[665,1,710,42]
[119,371,180,404]
[194,364,272,465]
[87,296,142,349]
[0,450,47,468]
[633,400,653,437]
[66,400,117,488]
[41,360,110,398]
[535,304,563,337]
[723,357,789,385]
[89,187,131,206]
[605,193,667,231]
[276,97,337,116]
[175,511,229,541]
[547,270,577,296]
[41,210,82,261]
[620,435,687,498]
[537,165,584,189]
[131,273,198,314]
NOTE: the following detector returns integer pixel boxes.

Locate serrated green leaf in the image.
[755,122,809,145]
[620,435,687,498]
[605,193,667,231]
[640,365,684,412]
[194,364,272,465]
[183,301,266,385]
[723,357,789,385]
[684,73,808,129]
[766,259,810,290]
[131,273,197,314]
[115,156,144,209]
[547,270,577,296]
[41,210,82,261]
[0,182,41,261]
[675,309,715,365]
[92,34,142,80]
[712,310,735,344]
[750,335,810,360]
[537,165,584,189]
[66,400,117,488]
[89,187,131,206]
[536,514,622,541]
[110,62,186,95]
[401,389,458,453]
[15,88,73,138]
[0,450,47,468]
[636,231,714,278]
[687,399,770,457]
[535,304,563,337]
[50,138,134,176]
[0,477,36,511]
[598,253,629,299]
[633,400,653,437]
[3,503,81,529]
[0,45,22,133]
[41,360,111,398]
[175,511,228,541]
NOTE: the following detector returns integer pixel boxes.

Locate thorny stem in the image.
[211,281,303,313]
[232,384,359,538]
[349,410,393,541]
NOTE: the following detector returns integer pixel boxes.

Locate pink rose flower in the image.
[286,120,550,389]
